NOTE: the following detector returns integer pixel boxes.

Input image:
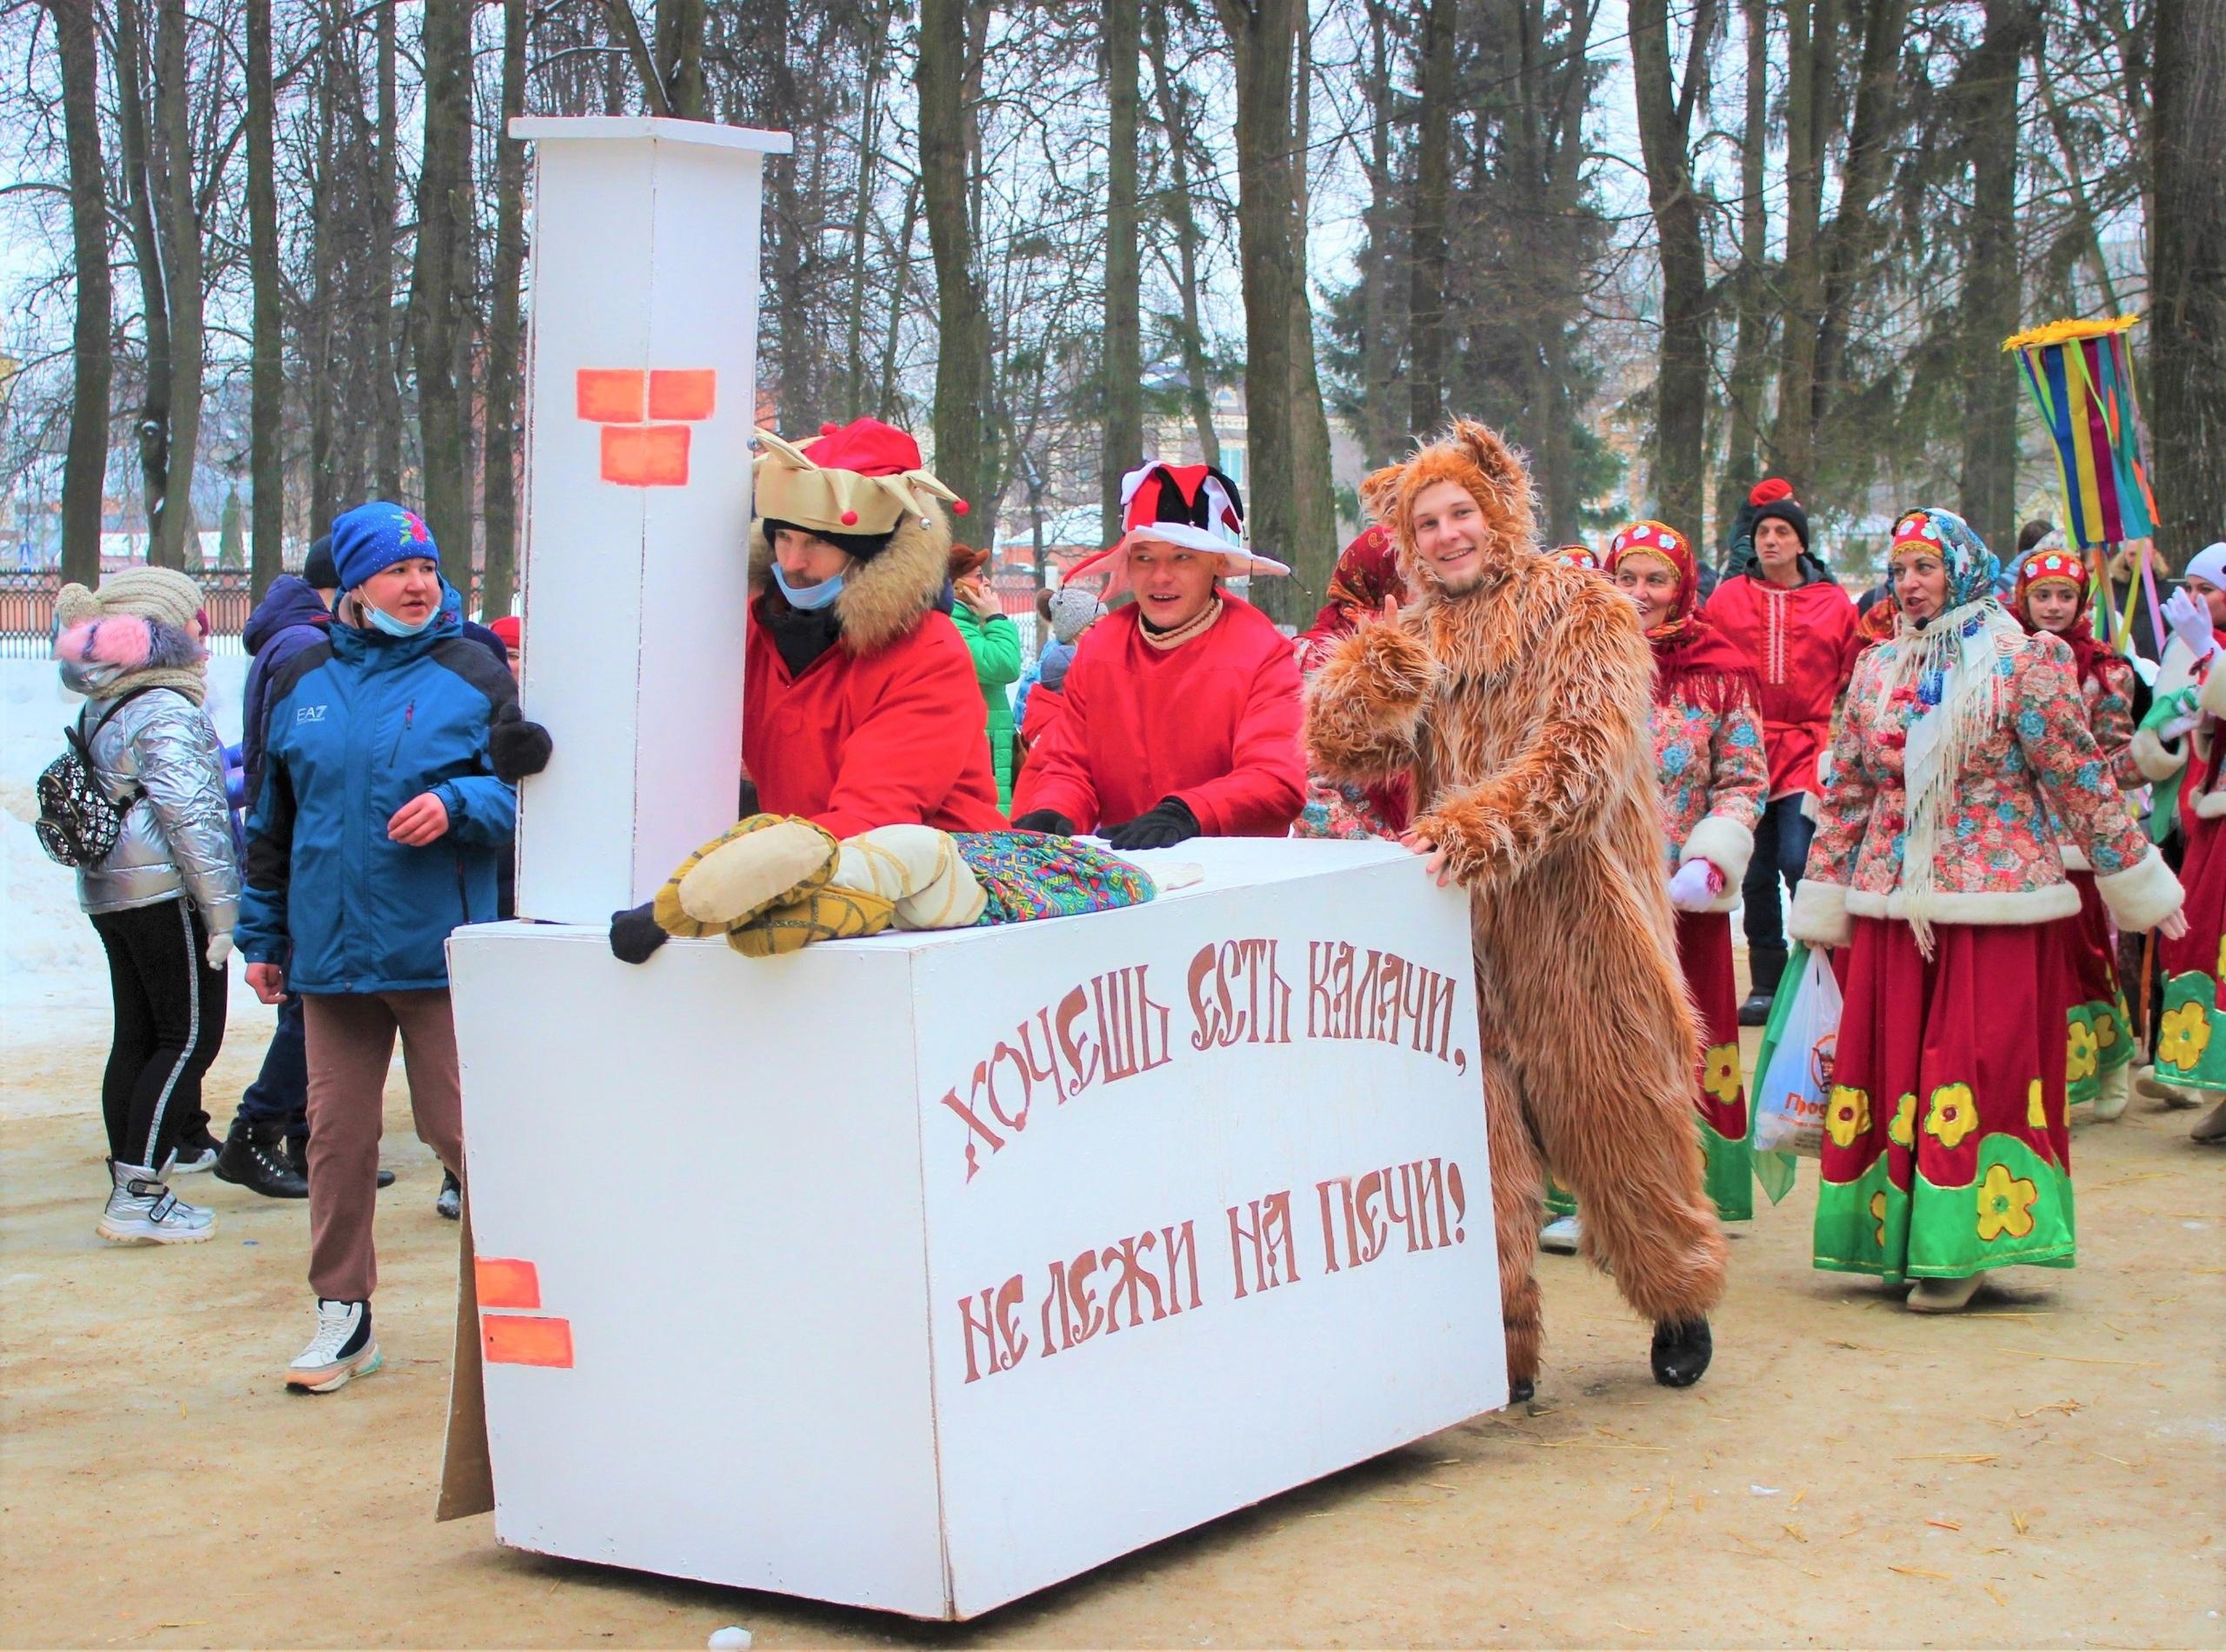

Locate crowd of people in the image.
[47,410,2224,1404]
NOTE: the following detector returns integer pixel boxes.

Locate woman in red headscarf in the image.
[1293,526,1411,838]
[1594,521,1768,1223]
[2012,545,2143,1122]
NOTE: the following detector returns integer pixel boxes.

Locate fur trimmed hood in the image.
[1360,419,1541,596]
[750,503,954,656]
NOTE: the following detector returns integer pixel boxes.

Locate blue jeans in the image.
[236,991,309,1142]
[1740,793,1816,961]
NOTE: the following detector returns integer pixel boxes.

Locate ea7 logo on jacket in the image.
[295,704,327,723]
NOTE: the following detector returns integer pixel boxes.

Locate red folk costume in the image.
[1295,526,1410,838]
[1704,545,1861,801]
[1791,509,2179,1298]
[1011,463,1304,838]
[743,419,1006,840]
[2011,547,2142,1113]
[1604,520,1769,1221]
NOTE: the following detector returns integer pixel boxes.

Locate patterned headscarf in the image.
[1887,506,2025,956]
[1604,519,1758,713]
[1551,543,1601,572]
[1299,525,1407,670]
[2011,546,2106,686]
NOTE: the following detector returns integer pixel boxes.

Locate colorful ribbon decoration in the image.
[2003,315,2157,551]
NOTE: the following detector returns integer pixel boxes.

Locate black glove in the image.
[1010,809,1076,836]
[610,902,670,964]
[490,702,554,783]
[1103,796,1198,850]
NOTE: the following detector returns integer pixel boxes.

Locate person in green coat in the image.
[949,546,1023,810]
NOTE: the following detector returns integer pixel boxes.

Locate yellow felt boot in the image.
[729,886,896,956]
[650,816,837,938]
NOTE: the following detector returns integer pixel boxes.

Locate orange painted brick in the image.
[576,368,645,423]
[648,369,716,421]
[601,424,691,487]
[482,1315,574,1369]
[474,1256,541,1310]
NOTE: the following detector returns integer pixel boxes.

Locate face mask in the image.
[773,561,845,612]
[362,596,436,637]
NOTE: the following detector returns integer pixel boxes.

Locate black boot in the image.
[1508,1376,1536,1406]
[1737,943,1787,1027]
[1650,1317,1713,1387]
[214,1117,310,1199]
[283,1136,394,1189]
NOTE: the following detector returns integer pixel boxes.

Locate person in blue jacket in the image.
[240,502,545,1394]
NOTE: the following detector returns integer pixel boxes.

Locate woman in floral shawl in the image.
[1790,507,2185,1311]
[2010,545,2143,1121]
[1294,526,1410,839]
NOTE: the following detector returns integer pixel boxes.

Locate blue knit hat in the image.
[330,503,439,591]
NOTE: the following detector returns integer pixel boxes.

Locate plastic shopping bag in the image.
[1748,943,1841,1200]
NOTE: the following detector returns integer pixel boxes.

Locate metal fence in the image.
[0,568,487,660]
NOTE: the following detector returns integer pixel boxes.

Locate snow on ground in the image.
[2,656,265,1076]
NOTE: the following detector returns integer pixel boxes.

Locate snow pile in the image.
[2,656,261,1053]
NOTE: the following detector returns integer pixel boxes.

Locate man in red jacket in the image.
[1702,482,1860,1022]
[738,418,1008,840]
[1010,462,1305,848]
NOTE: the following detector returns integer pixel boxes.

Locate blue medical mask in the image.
[772,561,845,612]
[362,596,437,637]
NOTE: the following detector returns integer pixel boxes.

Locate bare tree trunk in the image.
[1811,0,1907,440]
[875,175,920,423]
[2150,0,2226,563]
[656,0,706,116]
[1285,2,1337,589]
[1715,0,1770,542]
[1145,6,1220,467]
[1406,0,1455,442]
[114,0,171,551]
[481,0,529,619]
[246,0,283,594]
[1768,0,1831,497]
[1357,0,1396,468]
[150,0,203,570]
[50,0,110,589]
[1630,0,1716,536]
[1100,0,1143,543]
[371,0,402,496]
[2032,43,2121,314]
[919,0,997,536]
[409,0,474,589]
[1956,0,2029,553]
[308,1,340,538]
[842,11,889,414]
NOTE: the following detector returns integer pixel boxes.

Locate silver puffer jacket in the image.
[63,666,242,929]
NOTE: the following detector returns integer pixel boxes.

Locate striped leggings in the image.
[90,896,226,1171]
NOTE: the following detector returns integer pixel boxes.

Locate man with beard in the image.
[1303,421,1727,1401]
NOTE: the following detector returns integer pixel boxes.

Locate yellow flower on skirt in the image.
[1825,1084,1871,1149]
[2216,931,2226,981]
[2159,1001,2213,1072]
[1702,1043,1742,1106]
[1924,1082,1978,1151]
[2026,1077,2047,1130]
[1976,1162,2038,1242]
[1869,1189,1889,1245]
[2095,1007,2118,1051]
[2066,1016,2098,1083]
[1888,1092,1916,1148]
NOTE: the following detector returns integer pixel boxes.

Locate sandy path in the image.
[3,1016,2221,1649]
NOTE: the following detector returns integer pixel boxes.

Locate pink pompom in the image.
[840,510,859,526]
[953,499,970,517]
[56,616,153,669]
[819,422,839,436]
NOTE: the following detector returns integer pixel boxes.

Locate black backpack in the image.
[34,686,161,869]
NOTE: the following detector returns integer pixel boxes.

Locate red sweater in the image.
[743,596,1007,840]
[1703,573,1860,798]
[1011,598,1305,836]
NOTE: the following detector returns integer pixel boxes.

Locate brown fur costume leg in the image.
[1482,1056,1545,1388]
[1484,840,1729,1330]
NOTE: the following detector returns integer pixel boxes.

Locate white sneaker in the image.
[287,1299,381,1393]
[97,1162,216,1245]
[1539,1214,1582,1254]
[2091,1062,2132,1121]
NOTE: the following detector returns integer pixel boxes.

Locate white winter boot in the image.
[97,1160,217,1245]
[2091,1061,2133,1121]
[1539,1213,1582,1255]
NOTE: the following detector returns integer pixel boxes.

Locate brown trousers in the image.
[303,989,464,1302]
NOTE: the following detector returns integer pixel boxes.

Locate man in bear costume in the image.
[1304,421,1727,1397]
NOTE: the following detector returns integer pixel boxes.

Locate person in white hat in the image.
[1010,462,1304,848]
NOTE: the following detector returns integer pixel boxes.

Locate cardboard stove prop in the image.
[440,116,1504,1622]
